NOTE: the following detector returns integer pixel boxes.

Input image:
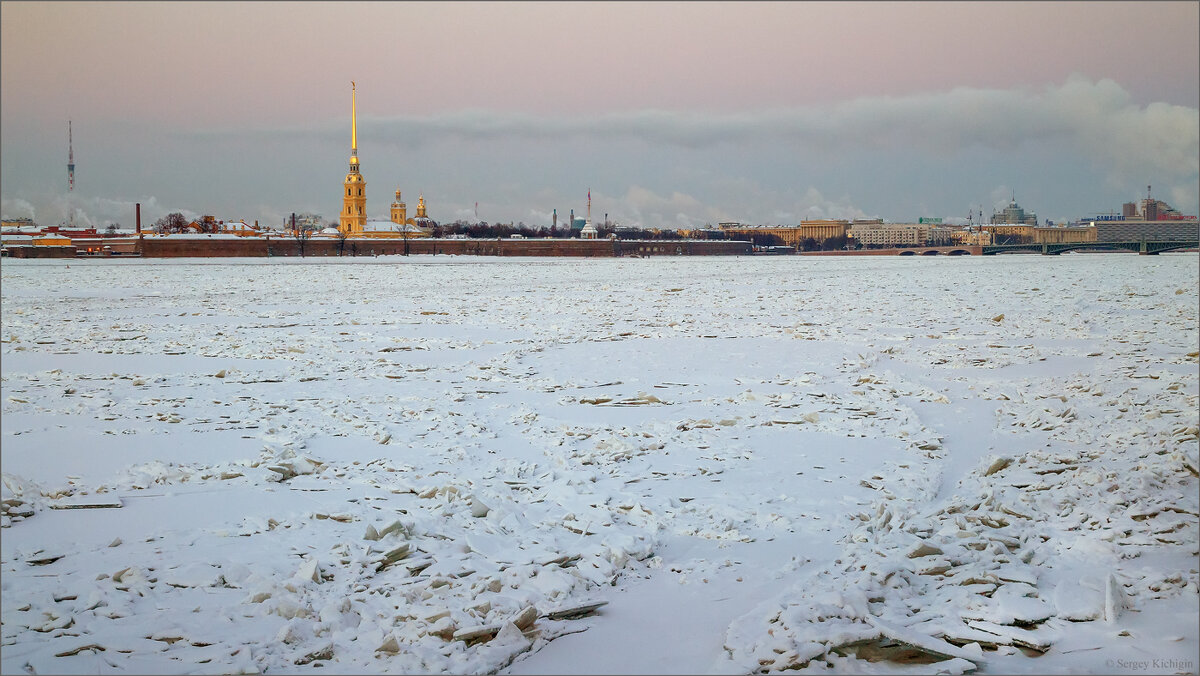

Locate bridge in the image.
[981,240,1199,255]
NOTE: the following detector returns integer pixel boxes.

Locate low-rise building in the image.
[848,223,927,247]
[354,220,431,239]
[718,220,850,247]
[1083,194,1197,241]
[1033,226,1097,244]
[1087,219,1198,242]
[951,229,993,246]
[982,223,1034,244]
[847,222,958,247]
[34,235,72,246]
[221,220,260,237]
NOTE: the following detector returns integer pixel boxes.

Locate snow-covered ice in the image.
[1,254,1196,674]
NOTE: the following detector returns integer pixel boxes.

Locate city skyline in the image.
[2,1,1197,230]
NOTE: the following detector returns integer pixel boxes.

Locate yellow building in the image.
[718,220,850,246]
[221,220,260,237]
[339,82,367,235]
[982,224,1034,244]
[800,219,853,242]
[951,229,993,246]
[33,235,72,246]
[1033,226,1096,244]
[390,191,432,228]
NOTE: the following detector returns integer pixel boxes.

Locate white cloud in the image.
[618,186,712,228]
[1,198,37,220]
[28,194,203,229]
[990,186,1015,211]
[217,75,1195,168]
[790,188,872,222]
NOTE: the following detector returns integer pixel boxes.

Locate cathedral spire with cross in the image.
[339,81,367,235]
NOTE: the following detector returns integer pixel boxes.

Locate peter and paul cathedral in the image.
[339,81,367,235]
[339,82,434,237]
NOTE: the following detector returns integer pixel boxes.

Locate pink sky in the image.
[3,1,1196,127]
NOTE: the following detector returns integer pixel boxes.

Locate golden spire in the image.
[350,81,358,162]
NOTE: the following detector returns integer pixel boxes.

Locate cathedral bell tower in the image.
[391,190,408,225]
[339,82,367,235]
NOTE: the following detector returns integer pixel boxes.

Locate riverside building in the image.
[718,220,851,247]
[847,222,957,247]
[1085,189,1198,242]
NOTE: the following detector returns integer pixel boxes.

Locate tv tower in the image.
[67,120,75,226]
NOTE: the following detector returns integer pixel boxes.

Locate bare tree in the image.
[292,216,312,257]
[152,212,188,233]
[196,215,220,233]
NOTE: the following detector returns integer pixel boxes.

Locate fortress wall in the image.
[135,237,751,258]
[3,245,77,258]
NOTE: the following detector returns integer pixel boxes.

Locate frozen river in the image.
[2,254,1197,674]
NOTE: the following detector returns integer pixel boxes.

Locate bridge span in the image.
[982,240,1199,255]
[797,240,1198,256]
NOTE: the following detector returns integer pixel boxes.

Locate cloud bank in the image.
[345,75,1196,189]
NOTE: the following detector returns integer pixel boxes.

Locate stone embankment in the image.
[4,237,751,258]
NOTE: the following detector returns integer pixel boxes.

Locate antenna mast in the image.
[68,120,75,227]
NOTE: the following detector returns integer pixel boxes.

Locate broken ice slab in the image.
[906,541,944,558]
[579,396,614,405]
[864,618,981,667]
[375,544,411,571]
[404,557,434,575]
[512,606,538,630]
[981,456,1012,477]
[294,644,333,665]
[538,553,581,568]
[453,623,502,643]
[49,496,123,510]
[583,393,670,406]
[939,624,1010,650]
[832,639,977,672]
[54,643,106,657]
[2,500,34,518]
[377,635,401,654]
[26,551,66,566]
[544,600,608,620]
[964,619,1052,652]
